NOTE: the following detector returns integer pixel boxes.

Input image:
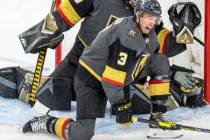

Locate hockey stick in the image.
[193,36,204,46]
[132,116,210,133]
[29,0,57,114]
[28,48,47,106]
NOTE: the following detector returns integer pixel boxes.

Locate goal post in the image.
[205,0,210,103]
[55,0,62,68]
[55,44,62,68]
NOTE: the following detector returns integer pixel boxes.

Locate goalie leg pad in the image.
[16,65,72,110]
[16,67,38,103]
[0,67,18,98]
[0,66,33,99]
[36,78,72,110]
[50,38,85,101]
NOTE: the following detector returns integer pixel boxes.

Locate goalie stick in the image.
[132,116,210,133]
[29,0,57,114]
[29,48,47,106]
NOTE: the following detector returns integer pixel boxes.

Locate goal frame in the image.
[205,0,210,103]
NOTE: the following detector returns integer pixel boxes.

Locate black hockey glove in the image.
[171,65,199,94]
[170,65,207,108]
[19,12,64,54]
[176,73,199,93]
[112,100,132,126]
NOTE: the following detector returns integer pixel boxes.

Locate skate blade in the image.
[147,128,183,139]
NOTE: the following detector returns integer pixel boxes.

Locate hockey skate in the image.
[147,113,183,139]
[22,115,51,133]
[149,113,179,130]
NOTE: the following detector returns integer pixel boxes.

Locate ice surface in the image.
[0,96,210,140]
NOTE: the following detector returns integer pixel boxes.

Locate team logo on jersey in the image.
[128,28,137,38]
[42,13,58,34]
[106,15,119,27]
[74,0,83,4]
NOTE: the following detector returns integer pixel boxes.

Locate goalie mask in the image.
[168,2,201,44]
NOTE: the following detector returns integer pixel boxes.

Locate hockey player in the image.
[22,0,176,139]
[17,0,201,111]
[0,0,204,114]
[17,0,135,110]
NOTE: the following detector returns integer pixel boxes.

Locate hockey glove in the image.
[171,65,199,94]
[112,100,132,126]
[170,65,207,107]
[19,12,64,54]
[18,72,48,104]
[176,72,199,93]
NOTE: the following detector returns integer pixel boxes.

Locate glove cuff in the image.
[112,99,132,124]
[116,113,132,124]
[112,99,132,115]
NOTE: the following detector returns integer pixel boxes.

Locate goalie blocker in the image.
[18,12,64,54]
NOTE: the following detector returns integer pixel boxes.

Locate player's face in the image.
[139,13,158,34]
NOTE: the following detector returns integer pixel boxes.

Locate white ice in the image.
[0,0,209,140]
[0,96,210,140]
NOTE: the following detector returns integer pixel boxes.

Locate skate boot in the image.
[149,113,179,130]
[22,115,56,133]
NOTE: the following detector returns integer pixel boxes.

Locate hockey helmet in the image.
[135,0,162,17]
[168,2,201,44]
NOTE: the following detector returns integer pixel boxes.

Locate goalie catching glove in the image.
[19,12,64,53]
[170,65,207,107]
[168,2,201,44]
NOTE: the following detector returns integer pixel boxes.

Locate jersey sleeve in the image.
[53,0,94,32]
[101,41,136,104]
[156,25,187,58]
[96,19,136,104]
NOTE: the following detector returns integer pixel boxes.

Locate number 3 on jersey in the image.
[117,52,128,66]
